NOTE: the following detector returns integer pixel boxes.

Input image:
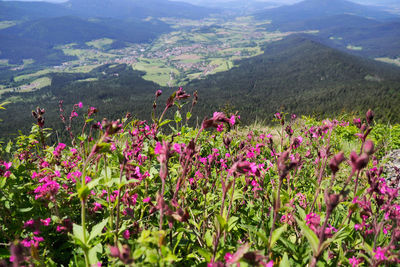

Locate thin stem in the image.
[268,177,283,254]
[114,162,125,245]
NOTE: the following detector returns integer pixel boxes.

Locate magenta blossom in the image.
[374,247,387,261]
[349,256,361,267]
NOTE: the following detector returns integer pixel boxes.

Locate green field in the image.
[0,21,16,30]
[0,77,51,95]
[376,57,400,67]
[14,69,52,82]
[0,59,9,66]
[132,58,179,87]
[347,45,363,51]
[86,38,114,50]
[76,77,99,83]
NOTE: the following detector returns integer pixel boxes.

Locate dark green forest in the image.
[1,36,400,140]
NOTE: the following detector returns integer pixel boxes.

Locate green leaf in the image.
[320,226,348,252]
[186,111,192,120]
[88,218,108,244]
[228,216,239,231]
[197,248,212,262]
[255,230,269,245]
[296,205,306,220]
[0,177,6,189]
[174,110,182,123]
[88,243,102,264]
[72,223,88,248]
[19,207,34,213]
[296,217,319,254]
[216,214,227,232]
[205,230,213,248]
[78,185,90,200]
[159,119,173,127]
[133,246,147,259]
[279,252,290,267]
[270,224,287,248]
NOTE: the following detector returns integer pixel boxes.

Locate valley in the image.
[0,17,310,90]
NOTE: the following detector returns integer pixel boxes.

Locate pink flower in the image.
[123,230,130,239]
[217,124,224,132]
[154,142,162,154]
[349,256,361,267]
[224,252,233,262]
[229,115,236,126]
[110,143,116,151]
[41,218,51,226]
[4,162,12,170]
[78,102,83,108]
[93,202,102,212]
[266,260,274,267]
[24,219,35,228]
[374,247,387,261]
[143,197,151,203]
[173,143,183,154]
[305,213,320,233]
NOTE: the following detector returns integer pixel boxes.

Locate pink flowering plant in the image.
[0,91,399,266]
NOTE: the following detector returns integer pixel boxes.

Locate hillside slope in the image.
[187,36,400,122]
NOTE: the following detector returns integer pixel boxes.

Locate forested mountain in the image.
[1,36,400,139]
[266,14,400,58]
[256,0,400,58]
[2,16,171,45]
[187,36,400,122]
[255,0,398,22]
[0,0,215,20]
[0,16,171,64]
[0,0,214,66]
[0,1,71,20]
[63,0,215,19]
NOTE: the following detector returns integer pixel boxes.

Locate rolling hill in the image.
[1,16,171,45]
[0,0,71,20]
[63,0,216,19]
[0,16,171,64]
[255,0,398,23]
[256,0,400,58]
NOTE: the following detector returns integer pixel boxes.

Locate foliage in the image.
[0,89,399,266]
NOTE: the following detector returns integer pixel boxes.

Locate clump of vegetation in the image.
[0,88,399,266]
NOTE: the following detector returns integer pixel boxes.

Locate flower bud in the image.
[326,193,340,212]
[350,151,358,165]
[364,140,374,155]
[355,153,369,170]
[353,118,362,129]
[366,109,374,124]
[329,157,339,174]
[109,246,120,258]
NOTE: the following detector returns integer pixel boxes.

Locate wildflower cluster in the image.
[0,92,399,266]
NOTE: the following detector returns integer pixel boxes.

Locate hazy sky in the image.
[3,0,396,6]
